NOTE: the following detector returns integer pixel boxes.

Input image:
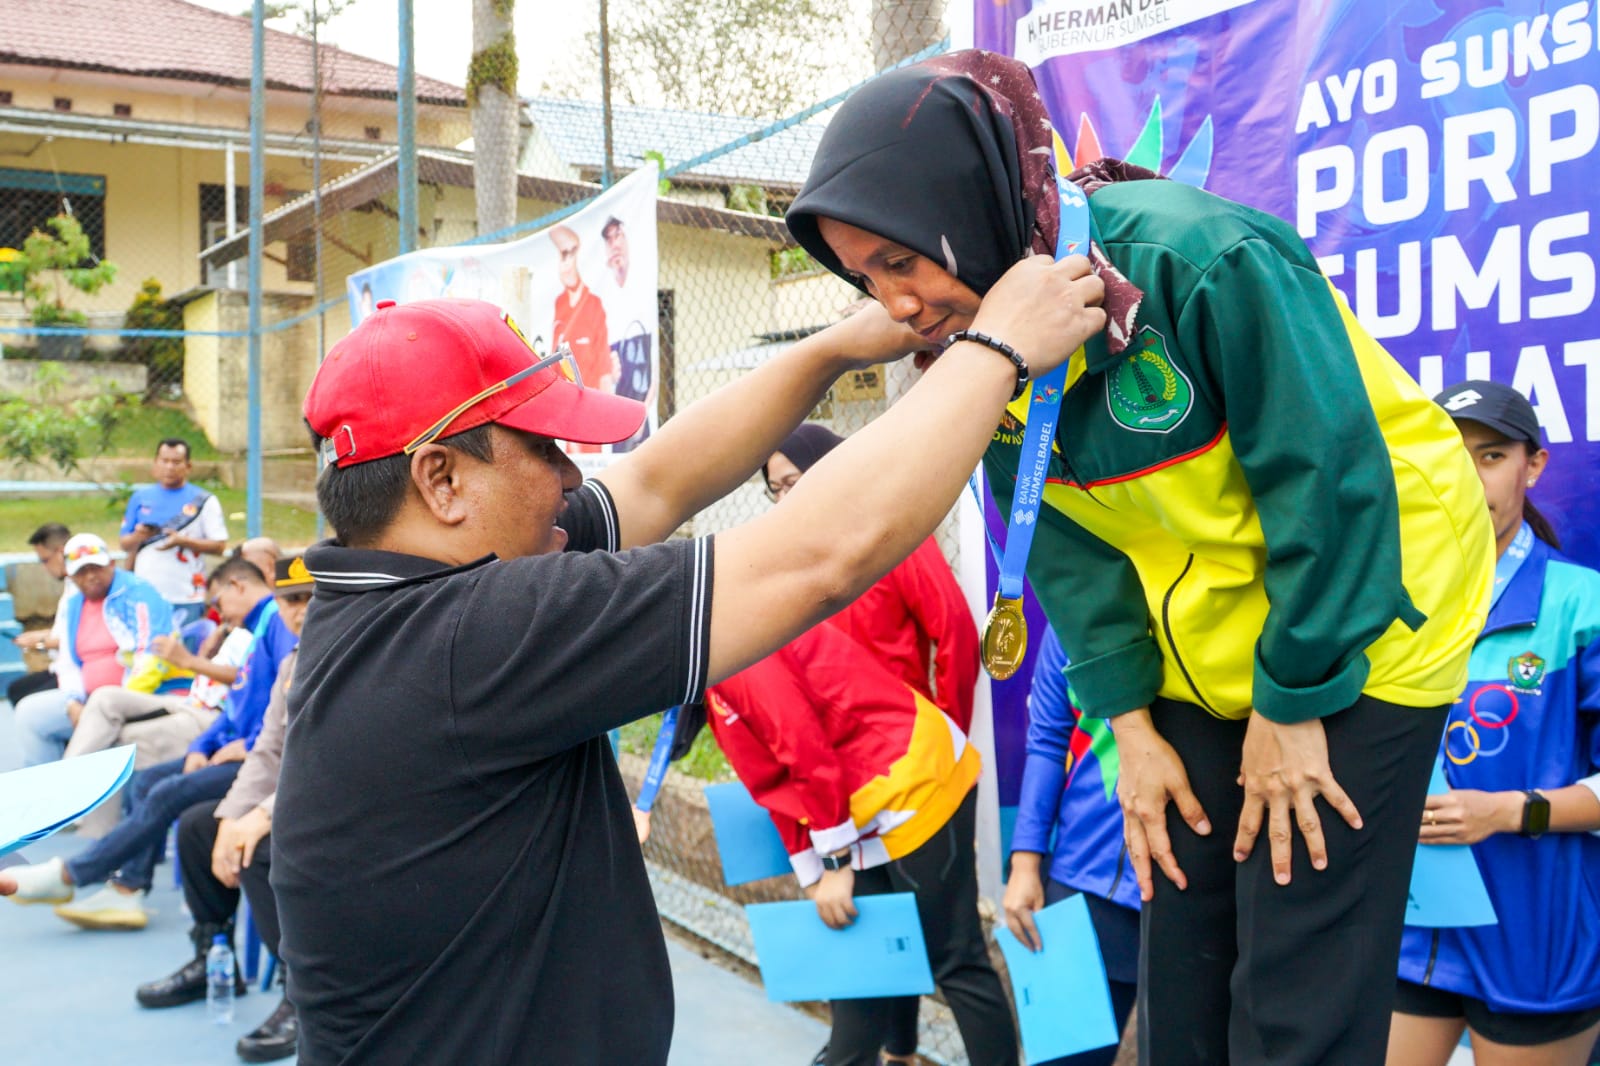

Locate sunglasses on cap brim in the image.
[401,346,582,456]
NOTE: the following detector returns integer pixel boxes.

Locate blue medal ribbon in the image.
[979,178,1091,680]
[1489,520,1533,612]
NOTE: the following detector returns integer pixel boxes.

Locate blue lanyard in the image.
[979,178,1091,679]
[1490,521,1533,612]
[635,704,680,814]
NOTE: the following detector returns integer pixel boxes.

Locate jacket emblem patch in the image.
[1508,651,1545,690]
[1106,326,1193,434]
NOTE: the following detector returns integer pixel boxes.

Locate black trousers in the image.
[824,790,1019,1066]
[1137,696,1446,1066]
[176,799,281,956]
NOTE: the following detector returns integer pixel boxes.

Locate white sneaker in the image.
[3,858,73,905]
[53,884,148,930]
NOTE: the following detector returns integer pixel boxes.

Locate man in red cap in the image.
[274,269,1104,1065]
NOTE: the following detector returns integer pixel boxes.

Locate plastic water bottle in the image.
[206,934,236,1025]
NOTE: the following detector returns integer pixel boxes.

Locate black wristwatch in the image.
[819,850,852,871]
[1520,790,1551,838]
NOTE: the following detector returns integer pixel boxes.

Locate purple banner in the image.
[973,0,1600,816]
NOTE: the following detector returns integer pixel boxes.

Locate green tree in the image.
[551,0,868,121]
[121,278,185,397]
[19,215,117,328]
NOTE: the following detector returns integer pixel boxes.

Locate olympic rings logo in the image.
[1445,685,1520,765]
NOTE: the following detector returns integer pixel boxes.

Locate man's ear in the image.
[409,444,470,527]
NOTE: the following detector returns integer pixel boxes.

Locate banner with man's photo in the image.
[957,0,1600,865]
[346,166,660,469]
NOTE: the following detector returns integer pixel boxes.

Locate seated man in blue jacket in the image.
[3,554,297,930]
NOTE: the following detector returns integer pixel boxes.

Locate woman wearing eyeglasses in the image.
[762,423,979,742]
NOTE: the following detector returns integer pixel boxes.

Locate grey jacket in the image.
[215,650,294,821]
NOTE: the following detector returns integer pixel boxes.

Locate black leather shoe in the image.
[135,956,249,1008]
[236,998,297,1063]
[136,957,208,1008]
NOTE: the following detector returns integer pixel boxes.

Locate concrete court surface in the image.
[0,700,827,1066]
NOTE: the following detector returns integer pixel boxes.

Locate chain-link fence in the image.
[0,2,1019,1061]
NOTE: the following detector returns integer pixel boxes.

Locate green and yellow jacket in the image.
[983,179,1495,723]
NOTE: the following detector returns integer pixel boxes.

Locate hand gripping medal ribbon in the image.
[980,171,1090,680]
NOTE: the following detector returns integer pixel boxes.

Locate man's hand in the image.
[13,628,52,649]
[1002,851,1047,952]
[211,808,272,888]
[805,864,858,930]
[830,299,928,371]
[151,633,195,670]
[632,806,652,845]
[1234,714,1362,885]
[969,254,1107,381]
[209,739,248,765]
[65,700,84,728]
[1111,708,1211,902]
[183,751,210,774]
[1419,789,1519,846]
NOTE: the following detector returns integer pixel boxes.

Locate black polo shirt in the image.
[272,480,712,1066]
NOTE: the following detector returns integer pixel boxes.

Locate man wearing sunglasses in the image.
[275,271,1102,1065]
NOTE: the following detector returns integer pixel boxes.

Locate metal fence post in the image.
[246,0,265,539]
[397,0,418,256]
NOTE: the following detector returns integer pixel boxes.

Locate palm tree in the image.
[469,0,520,240]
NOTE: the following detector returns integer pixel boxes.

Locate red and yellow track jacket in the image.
[706,621,981,887]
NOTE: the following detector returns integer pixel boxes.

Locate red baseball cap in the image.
[304,298,645,468]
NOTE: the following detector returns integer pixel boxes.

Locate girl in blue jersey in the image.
[1391,381,1600,1066]
[1002,627,1140,1066]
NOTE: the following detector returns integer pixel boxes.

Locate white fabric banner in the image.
[346,166,661,469]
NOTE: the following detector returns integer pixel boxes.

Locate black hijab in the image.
[761,423,844,485]
[786,50,1055,300]
[787,49,1149,353]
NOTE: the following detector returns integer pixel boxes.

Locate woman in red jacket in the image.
[762,423,978,731]
[705,619,1016,1066]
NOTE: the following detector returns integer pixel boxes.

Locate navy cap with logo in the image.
[1434,381,1542,446]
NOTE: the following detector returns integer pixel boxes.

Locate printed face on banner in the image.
[345,166,662,474]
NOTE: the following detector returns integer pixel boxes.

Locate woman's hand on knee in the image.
[1234,713,1362,885]
[1111,709,1211,902]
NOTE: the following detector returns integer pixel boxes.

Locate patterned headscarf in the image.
[787,49,1147,354]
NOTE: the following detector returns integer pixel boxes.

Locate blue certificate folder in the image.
[1406,761,1497,928]
[703,780,793,886]
[747,894,936,1002]
[994,894,1120,1065]
[0,745,136,858]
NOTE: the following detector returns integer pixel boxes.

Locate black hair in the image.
[1523,443,1562,549]
[602,216,624,239]
[308,421,495,546]
[155,437,191,461]
[28,522,71,549]
[210,554,267,588]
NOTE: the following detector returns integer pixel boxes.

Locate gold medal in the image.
[980,594,1028,680]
